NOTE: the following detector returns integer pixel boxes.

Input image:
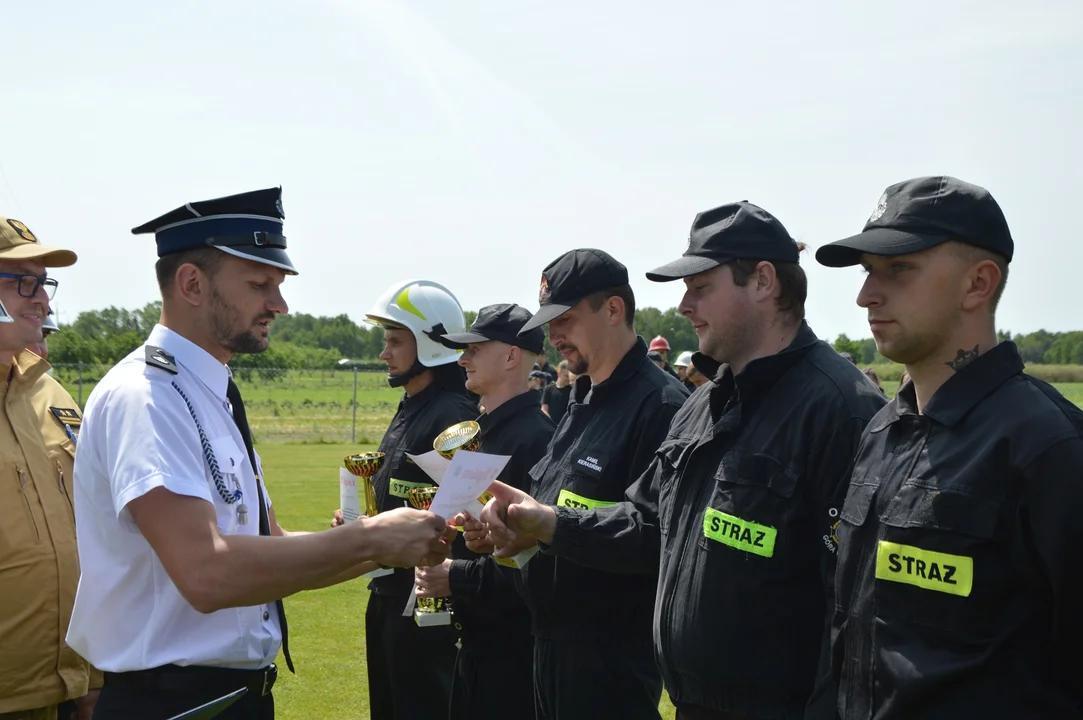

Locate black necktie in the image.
[226,377,294,674]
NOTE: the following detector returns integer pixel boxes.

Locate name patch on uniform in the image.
[557,488,615,511]
[702,508,776,558]
[573,454,604,477]
[875,541,972,597]
[389,478,432,499]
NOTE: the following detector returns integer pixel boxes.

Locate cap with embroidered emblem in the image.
[132,186,297,274]
[815,176,1014,267]
[520,249,629,333]
[646,201,800,282]
[437,303,545,354]
[0,217,77,267]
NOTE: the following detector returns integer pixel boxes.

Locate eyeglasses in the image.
[0,272,59,300]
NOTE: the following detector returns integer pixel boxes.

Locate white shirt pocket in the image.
[207,436,248,533]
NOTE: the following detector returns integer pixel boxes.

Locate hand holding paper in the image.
[426,450,510,519]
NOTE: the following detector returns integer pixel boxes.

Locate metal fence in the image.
[50,363,1083,445]
[51,364,400,445]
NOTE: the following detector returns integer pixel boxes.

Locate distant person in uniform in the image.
[540,360,573,424]
[819,176,1083,719]
[671,350,697,392]
[528,369,548,394]
[0,217,100,720]
[66,188,453,720]
[647,350,666,370]
[649,335,679,378]
[535,356,558,384]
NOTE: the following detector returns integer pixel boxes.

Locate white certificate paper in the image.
[405,450,451,486]
[340,467,361,523]
[427,450,510,520]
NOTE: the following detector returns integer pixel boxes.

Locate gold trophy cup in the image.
[433,421,537,570]
[343,452,394,579]
[433,421,494,511]
[434,420,482,459]
[407,486,453,626]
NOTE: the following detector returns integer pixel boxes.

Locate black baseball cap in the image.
[816,176,1014,267]
[646,201,800,282]
[438,303,545,355]
[519,249,629,332]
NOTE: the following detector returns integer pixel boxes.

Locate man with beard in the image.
[333,278,478,720]
[472,249,689,720]
[473,204,884,719]
[412,303,555,719]
[66,189,454,720]
[818,176,1083,719]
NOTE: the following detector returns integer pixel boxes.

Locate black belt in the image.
[104,663,278,697]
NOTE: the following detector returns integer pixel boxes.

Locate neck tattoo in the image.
[946,345,980,372]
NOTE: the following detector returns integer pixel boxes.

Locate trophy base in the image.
[362,566,394,580]
[494,543,539,570]
[414,610,453,627]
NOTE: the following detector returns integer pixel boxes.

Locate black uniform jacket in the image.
[523,337,688,645]
[369,381,478,597]
[448,391,555,645]
[548,322,886,716]
[833,342,1083,719]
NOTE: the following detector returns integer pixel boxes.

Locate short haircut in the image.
[728,243,808,322]
[155,247,226,293]
[584,283,636,328]
[949,241,1009,311]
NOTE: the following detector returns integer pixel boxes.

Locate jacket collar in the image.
[869,341,1024,431]
[147,324,230,402]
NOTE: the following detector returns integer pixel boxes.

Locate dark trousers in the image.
[365,593,458,720]
[450,639,535,719]
[93,670,273,720]
[533,637,662,720]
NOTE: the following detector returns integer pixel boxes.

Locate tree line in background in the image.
[45,302,1083,370]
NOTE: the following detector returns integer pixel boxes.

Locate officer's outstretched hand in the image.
[362,507,455,568]
[480,481,557,556]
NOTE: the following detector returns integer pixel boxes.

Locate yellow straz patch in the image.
[389,479,432,499]
[702,508,776,558]
[556,488,616,511]
[875,541,973,597]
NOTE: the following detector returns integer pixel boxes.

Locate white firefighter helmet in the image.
[674,350,694,368]
[364,279,466,368]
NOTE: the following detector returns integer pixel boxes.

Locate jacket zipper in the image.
[17,466,40,541]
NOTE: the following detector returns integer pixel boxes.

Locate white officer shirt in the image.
[66,324,281,671]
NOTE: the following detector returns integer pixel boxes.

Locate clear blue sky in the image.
[2,0,1080,342]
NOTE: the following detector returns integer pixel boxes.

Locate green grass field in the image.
[260,442,679,719]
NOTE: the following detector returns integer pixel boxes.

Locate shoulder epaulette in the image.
[144,346,178,375]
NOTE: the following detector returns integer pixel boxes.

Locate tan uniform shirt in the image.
[0,351,95,713]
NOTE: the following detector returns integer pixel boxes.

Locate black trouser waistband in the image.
[104,663,277,697]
